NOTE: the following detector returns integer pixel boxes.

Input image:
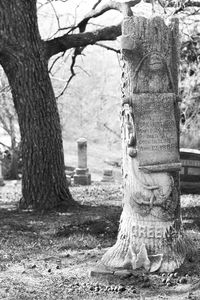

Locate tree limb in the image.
[45,0,142,58]
[95,42,120,53]
[0,141,11,150]
[76,0,140,32]
[103,123,121,138]
[45,0,200,59]
[55,49,77,99]
[45,24,121,59]
[66,0,141,35]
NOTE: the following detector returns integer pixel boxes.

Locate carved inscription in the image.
[132,224,165,239]
[132,93,180,168]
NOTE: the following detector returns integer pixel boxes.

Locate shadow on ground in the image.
[0,182,200,299]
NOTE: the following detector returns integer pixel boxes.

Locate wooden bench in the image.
[180,148,200,194]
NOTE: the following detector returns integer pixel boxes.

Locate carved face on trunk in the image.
[148,53,164,71]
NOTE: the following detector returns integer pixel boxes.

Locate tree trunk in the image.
[102,16,186,273]
[8,150,19,180]
[0,0,75,210]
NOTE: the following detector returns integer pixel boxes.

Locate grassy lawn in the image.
[0,181,200,299]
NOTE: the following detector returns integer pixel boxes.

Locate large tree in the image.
[0,0,199,210]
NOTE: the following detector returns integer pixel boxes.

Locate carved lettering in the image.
[132,225,164,239]
[132,225,137,236]
[155,227,164,239]
[139,226,147,238]
[132,93,180,169]
[147,226,155,238]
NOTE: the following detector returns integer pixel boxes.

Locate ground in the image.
[0,180,200,300]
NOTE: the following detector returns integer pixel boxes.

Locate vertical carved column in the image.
[74,138,91,185]
[102,16,185,273]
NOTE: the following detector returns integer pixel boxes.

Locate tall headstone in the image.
[74,138,91,185]
[101,14,185,274]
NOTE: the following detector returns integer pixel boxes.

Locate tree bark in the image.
[102,16,186,273]
[0,0,75,210]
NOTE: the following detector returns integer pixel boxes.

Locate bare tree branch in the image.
[46,0,140,95]
[45,0,200,59]
[0,141,11,150]
[48,0,61,29]
[76,0,140,33]
[44,0,200,98]
[0,84,10,93]
[95,42,120,53]
[45,24,121,59]
[45,0,142,58]
[103,123,121,138]
[49,52,65,73]
[55,48,78,99]
[93,0,103,10]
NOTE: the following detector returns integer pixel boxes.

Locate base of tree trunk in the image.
[101,204,193,273]
[18,187,78,211]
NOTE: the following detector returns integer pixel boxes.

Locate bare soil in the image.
[0,180,200,300]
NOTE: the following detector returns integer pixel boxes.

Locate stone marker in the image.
[74,138,91,185]
[0,154,5,186]
[101,169,114,182]
[100,12,184,274]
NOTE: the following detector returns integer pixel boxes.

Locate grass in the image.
[0,182,200,299]
[0,185,122,299]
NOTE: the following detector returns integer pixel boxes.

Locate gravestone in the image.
[101,13,185,274]
[101,169,114,182]
[74,138,91,185]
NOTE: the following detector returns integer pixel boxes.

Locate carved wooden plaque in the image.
[132,93,181,171]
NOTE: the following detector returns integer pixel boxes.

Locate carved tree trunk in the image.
[102,16,185,273]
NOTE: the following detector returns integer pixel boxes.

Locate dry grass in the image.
[0,182,200,299]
